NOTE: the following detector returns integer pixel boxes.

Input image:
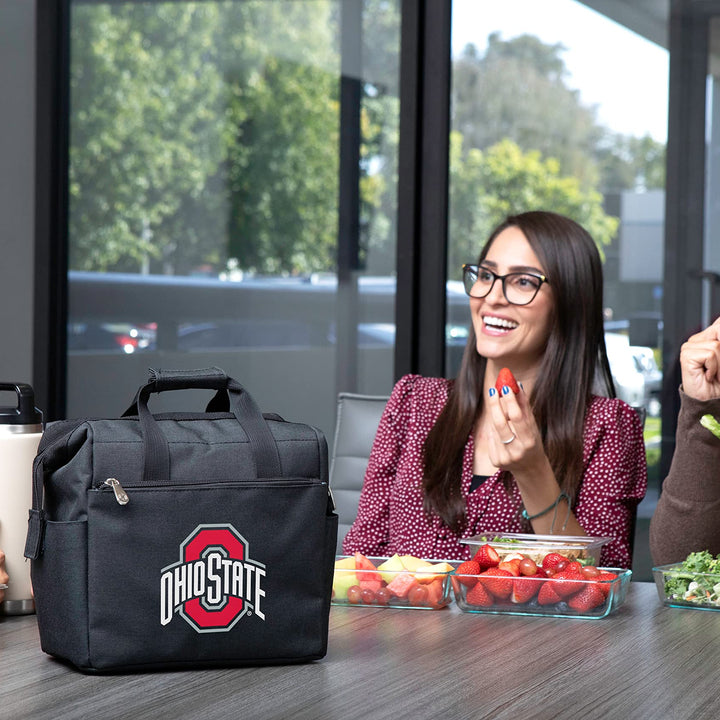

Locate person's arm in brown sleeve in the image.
[650,317,720,565]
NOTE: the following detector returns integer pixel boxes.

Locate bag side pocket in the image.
[32,520,89,668]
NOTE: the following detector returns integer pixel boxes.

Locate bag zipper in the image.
[101,476,331,506]
[104,478,130,505]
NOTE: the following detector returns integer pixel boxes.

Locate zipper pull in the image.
[104,478,129,505]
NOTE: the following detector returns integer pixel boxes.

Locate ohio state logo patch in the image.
[160,524,266,632]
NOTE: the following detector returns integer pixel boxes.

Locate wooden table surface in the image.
[1,582,718,720]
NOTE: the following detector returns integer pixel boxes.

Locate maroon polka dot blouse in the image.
[342,374,648,568]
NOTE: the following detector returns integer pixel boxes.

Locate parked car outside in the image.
[604,332,648,410]
[630,345,662,417]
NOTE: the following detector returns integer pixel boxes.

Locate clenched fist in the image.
[680,317,720,401]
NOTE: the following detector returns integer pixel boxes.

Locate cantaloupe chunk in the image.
[413,561,454,584]
[332,556,358,599]
[399,555,428,572]
[377,554,405,584]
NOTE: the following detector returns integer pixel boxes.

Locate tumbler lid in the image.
[0,383,43,426]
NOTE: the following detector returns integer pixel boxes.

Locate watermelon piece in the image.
[354,551,383,592]
[386,571,419,598]
[425,577,446,608]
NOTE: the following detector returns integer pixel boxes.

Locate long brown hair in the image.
[422,211,615,532]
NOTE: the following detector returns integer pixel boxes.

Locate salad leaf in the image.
[682,550,720,574]
[663,550,720,607]
[700,414,720,440]
[476,536,520,544]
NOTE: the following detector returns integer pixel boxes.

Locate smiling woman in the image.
[342,210,648,569]
[468,225,555,378]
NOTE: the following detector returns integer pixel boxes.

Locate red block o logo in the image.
[180,526,247,631]
[160,524,266,632]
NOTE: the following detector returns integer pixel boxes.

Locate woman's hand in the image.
[486,384,550,478]
[486,384,585,536]
[680,316,720,401]
[0,550,8,603]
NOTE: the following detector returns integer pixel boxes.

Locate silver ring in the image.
[501,434,516,445]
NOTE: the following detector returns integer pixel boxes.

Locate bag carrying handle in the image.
[122,367,282,484]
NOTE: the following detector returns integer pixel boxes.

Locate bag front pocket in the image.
[86,480,332,670]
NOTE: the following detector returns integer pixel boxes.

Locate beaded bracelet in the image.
[521,491,570,532]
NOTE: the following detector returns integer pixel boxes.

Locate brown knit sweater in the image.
[649,389,720,565]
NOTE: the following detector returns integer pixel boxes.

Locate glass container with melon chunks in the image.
[332,552,454,609]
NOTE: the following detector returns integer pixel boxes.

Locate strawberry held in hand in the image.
[495,367,520,395]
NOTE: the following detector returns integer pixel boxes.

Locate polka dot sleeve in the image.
[575,397,648,568]
[341,375,424,556]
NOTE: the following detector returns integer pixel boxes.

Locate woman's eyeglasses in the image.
[462,264,548,306]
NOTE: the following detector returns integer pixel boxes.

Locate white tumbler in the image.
[0,383,42,615]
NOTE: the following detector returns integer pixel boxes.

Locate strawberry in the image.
[454,560,481,587]
[595,571,619,598]
[511,576,539,604]
[498,558,522,577]
[472,544,501,570]
[568,583,606,611]
[465,580,495,607]
[541,552,570,575]
[565,561,583,574]
[495,367,520,395]
[478,568,514,600]
[537,580,563,605]
[550,568,586,598]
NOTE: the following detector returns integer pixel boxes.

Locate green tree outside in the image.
[448,136,618,277]
[67,5,661,280]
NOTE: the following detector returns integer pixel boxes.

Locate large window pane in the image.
[448,3,667,413]
[66,0,401,440]
[705,18,720,325]
[448,0,668,573]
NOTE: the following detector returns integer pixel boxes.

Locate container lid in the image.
[0,383,43,426]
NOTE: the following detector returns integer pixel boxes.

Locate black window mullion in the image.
[395,0,451,381]
[335,0,363,393]
[34,0,70,421]
[660,0,710,478]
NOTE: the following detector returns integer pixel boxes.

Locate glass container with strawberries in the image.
[451,542,631,618]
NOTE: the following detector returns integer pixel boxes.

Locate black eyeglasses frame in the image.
[461,263,549,306]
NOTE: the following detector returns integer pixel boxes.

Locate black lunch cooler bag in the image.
[24,367,337,672]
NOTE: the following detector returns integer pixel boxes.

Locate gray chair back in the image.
[329,392,388,553]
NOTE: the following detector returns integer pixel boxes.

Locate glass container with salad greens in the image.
[653,550,720,610]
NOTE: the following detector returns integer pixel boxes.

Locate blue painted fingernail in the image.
[502,385,510,395]
[518,381,524,390]
[488,387,496,397]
